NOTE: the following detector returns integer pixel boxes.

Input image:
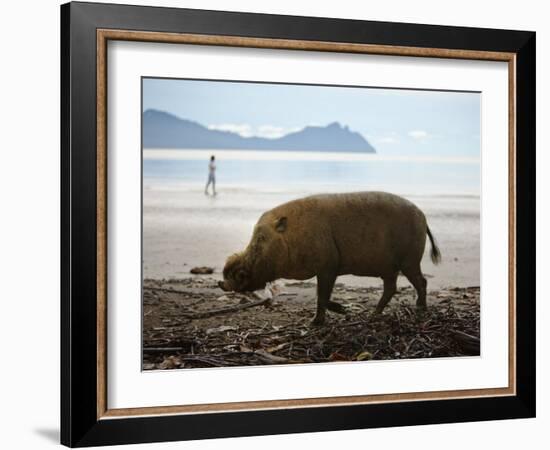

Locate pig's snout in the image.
[218,280,231,291]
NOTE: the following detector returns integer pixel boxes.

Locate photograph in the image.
[141,77,481,370]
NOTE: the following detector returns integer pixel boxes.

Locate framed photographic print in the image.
[60,1,536,447]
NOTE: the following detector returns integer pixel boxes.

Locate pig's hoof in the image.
[416,305,428,320]
[310,317,326,327]
[327,301,347,315]
[415,305,428,317]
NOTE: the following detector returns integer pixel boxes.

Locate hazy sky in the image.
[143,77,480,157]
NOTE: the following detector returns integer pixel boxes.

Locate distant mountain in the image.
[143,109,376,153]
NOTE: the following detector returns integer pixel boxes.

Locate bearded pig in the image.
[219,191,441,325]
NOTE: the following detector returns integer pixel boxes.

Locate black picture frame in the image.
[61,1,536,447]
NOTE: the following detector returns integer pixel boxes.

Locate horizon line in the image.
[143,149,480,165]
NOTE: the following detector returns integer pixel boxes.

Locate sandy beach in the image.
[142,153,481,369]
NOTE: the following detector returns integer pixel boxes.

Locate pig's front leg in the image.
[311,272,337,326]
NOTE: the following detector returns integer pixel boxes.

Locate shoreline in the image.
[144,148,481,165]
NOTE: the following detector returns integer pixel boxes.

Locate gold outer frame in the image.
[96,29,516,420]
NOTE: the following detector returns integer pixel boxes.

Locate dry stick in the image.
[450,330,480,354]
[144,286,194,295]
[143,347,185,353]
[254,350,289,364]
[174,350,289,366]
[247,328,301,338]
[180,297,272,319]
[451,330,480,342]
[180,356,235,367]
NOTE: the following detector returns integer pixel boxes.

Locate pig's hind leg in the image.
[403,266,427,313]
[374,272,398,315]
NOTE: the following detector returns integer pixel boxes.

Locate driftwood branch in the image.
[450,330,480,354]
[143,347,185,353]
[144,286,192,295]
[145,286,272,319]
[254,349,289,364]
[181,297,272,319]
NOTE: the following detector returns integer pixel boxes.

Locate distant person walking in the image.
[204,155,216,195]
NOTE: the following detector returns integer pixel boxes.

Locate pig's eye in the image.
[257,234,265,242]
[236,269,248,283]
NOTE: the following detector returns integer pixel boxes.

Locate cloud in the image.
[257,125,301,139]
[208,123,301,139]
[374,131,399,145]
[207,123,254,137]
[408,130,429,140]
[377,136,399,144]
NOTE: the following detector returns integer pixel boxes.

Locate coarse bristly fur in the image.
[219,191,441,325]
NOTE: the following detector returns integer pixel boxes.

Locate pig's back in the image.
[266,192,426,279]
[323,192,427,276]
[296,192,426,276]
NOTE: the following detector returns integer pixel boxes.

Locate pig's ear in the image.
[274,216,287,233]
